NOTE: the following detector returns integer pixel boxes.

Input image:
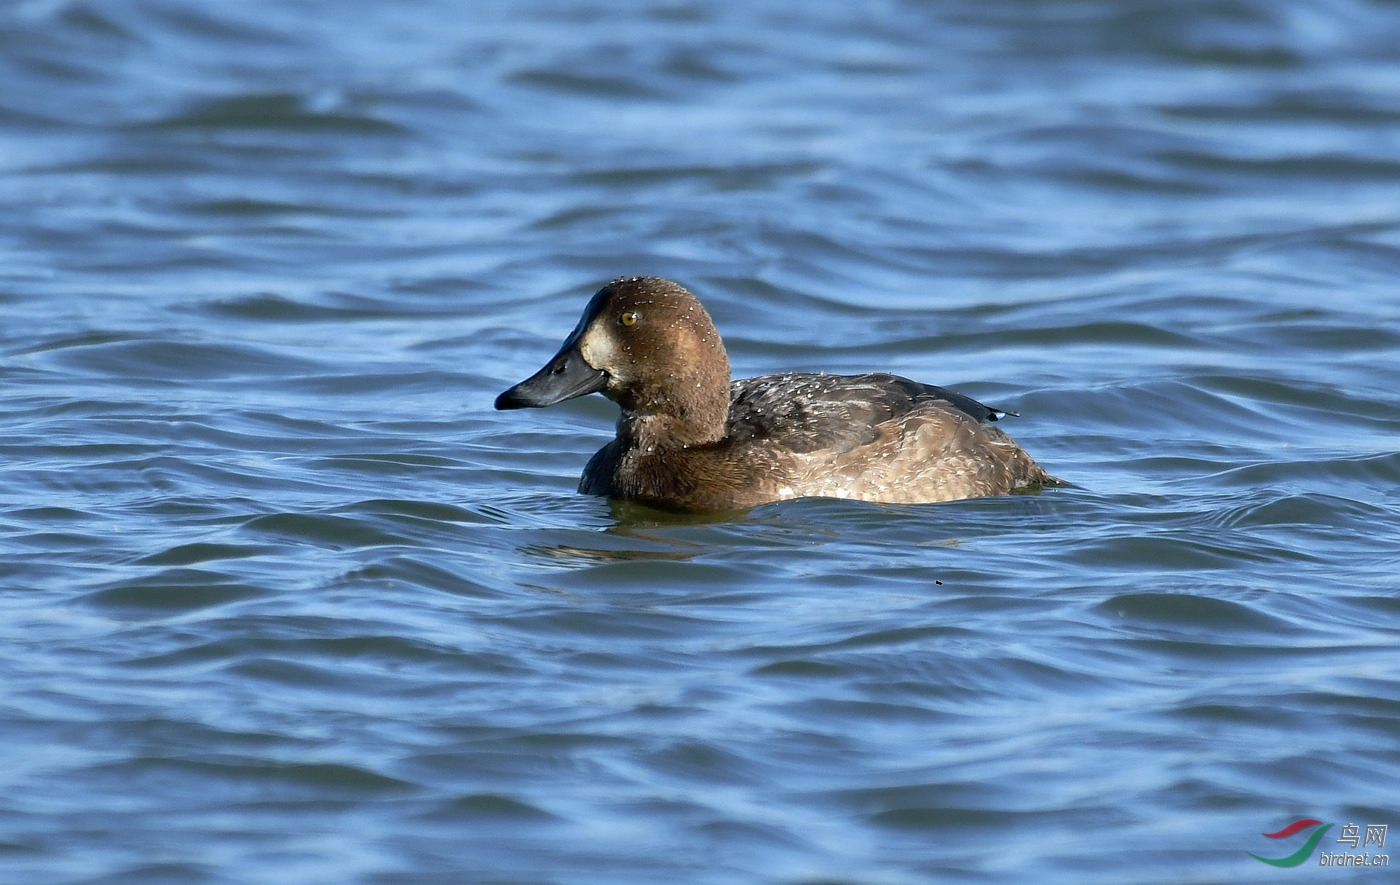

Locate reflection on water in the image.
[521,536,703,568]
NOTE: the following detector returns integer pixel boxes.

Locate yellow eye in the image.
[619,310,638,326]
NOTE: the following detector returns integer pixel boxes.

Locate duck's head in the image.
[495,277,731,443]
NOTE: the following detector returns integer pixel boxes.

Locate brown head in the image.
[495,277,732,446]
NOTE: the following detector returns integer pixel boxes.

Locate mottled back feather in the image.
[726,372,1004,455]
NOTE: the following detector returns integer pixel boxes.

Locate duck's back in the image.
[725,372,1055,505]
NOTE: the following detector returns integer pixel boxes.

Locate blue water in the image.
[3,1,1399,883]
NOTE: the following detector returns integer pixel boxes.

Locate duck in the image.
[495,276,1058,512]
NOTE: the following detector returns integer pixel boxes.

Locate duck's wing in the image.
[726,372,1007,455]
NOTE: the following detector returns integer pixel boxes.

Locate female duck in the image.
[495,276,1057,512]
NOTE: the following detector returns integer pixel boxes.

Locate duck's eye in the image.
[619,310,639,327]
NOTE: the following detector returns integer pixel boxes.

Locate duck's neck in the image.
[618,394,729,450]
[613,336,732,449]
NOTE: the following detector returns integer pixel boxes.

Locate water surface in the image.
[2,1,1399,883]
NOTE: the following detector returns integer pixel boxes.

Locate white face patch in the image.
[578,323,622,379]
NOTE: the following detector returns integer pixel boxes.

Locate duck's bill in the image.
[495,345,607,409]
